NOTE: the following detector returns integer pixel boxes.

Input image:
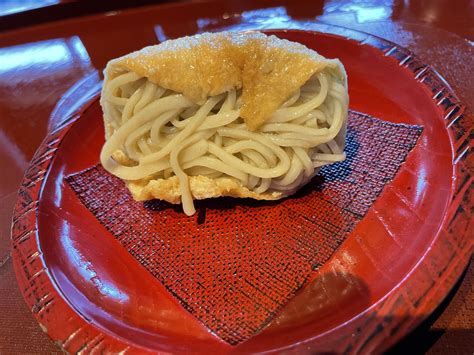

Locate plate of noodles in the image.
[11,26,472,353]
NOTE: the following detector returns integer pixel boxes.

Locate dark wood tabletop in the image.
[0,0,472,353]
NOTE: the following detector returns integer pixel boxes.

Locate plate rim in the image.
[10,25,473,354]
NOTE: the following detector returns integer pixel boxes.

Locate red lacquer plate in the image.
[11,26,473,354]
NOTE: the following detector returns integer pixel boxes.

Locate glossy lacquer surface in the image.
[10,24,473,354]
[3,0,473,353]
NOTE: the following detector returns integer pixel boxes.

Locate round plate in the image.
[11,27,472,353]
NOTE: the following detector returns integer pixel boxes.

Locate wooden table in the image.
[0,0,472,353]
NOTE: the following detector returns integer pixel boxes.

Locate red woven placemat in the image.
[67,111,422,344]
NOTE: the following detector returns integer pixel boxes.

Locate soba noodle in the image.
[101,69,347,215]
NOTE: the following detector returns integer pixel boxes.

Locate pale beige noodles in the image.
[100,32,348,215]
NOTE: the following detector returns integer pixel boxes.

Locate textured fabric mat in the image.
[67,111,422,344]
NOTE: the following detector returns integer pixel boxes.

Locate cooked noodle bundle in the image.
[100,32,348,215]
